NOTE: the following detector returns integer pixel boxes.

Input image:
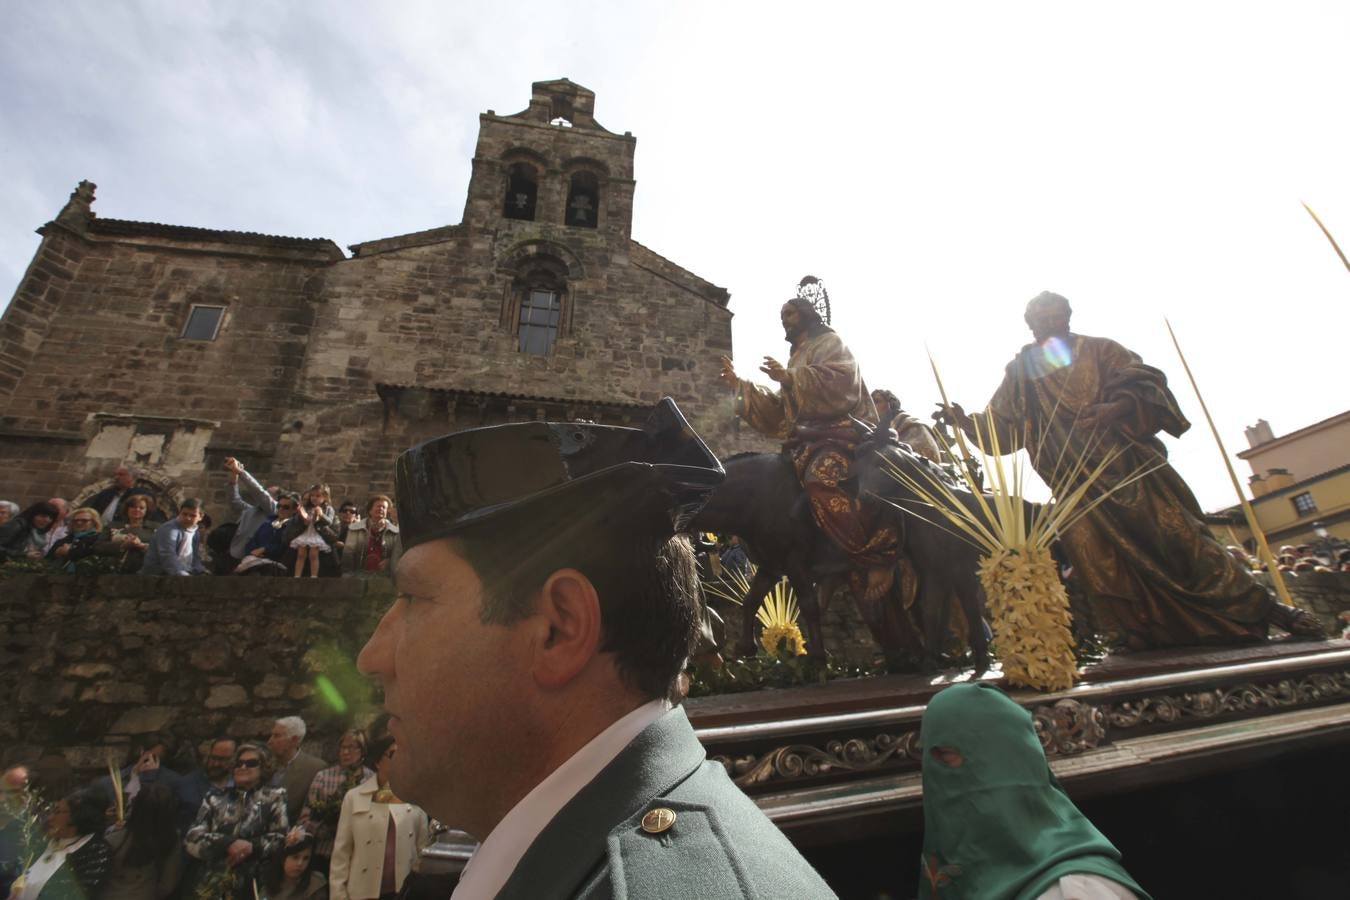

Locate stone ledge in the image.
[0,573,395,604]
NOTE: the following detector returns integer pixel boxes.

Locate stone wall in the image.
[3,568,1345,789]
[1264,571,1350,633]
[0,574,394,791]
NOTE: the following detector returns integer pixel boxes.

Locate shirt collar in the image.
[450,698,669,900]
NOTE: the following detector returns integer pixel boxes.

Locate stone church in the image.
[0,79,741,514]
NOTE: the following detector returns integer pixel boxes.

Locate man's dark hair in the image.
[19,501,60,523]
[454,501,702,700]
[366,734,397,770]
[208,736,238,756]
[66,788,108,836]
[180,498,203,512]
[126,732,175,768]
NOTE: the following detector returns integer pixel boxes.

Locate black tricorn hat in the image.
[394,397,725,551]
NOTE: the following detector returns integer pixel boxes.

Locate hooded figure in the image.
[918,683,1149,900]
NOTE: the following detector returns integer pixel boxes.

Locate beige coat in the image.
[328,776,430,900]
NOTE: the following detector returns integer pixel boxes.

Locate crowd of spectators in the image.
[0,462,401,580]
[0,716,433,900]
[1225,541,1350,574]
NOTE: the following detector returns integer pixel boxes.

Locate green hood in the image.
[917,683,1149,900]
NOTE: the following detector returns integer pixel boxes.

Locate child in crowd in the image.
[289,485,335,578]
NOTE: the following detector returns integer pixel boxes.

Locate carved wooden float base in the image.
[685,638,1350,841]
[422,639,1350,870]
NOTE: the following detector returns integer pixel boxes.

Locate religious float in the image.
[422,278,1350,890]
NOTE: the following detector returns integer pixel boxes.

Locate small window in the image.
[565,172,599,228]
[181,305,225,341]
[550,95,575,126]
[503,162,538,221]
[1291,492,1317,516]
[518,290,561,355]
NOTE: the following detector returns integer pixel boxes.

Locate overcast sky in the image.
[2,1,1347,512]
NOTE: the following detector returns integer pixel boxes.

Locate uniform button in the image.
[640,808,676,834]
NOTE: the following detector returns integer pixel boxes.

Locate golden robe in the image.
[736,327,898,573]
[978,333,1271,648]
[886,411,942,464]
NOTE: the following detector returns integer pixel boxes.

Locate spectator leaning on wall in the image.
[140,500,207,576]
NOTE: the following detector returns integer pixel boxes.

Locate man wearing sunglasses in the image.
[235,493,304,575]
[186,743,288,889]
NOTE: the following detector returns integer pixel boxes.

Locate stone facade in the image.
[0,79,742,514]
[0,574,391,789]
[1261,571,1350,633]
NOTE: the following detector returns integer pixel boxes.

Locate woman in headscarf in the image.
[918,683,1149,900]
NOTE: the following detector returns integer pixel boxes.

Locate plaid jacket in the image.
[295,765,373,858]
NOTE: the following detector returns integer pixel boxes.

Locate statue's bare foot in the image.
[1268,603,1326,639]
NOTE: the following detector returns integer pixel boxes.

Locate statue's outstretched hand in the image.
[760,356,788,384]
[718,355,738,389]
[934,401,974,433]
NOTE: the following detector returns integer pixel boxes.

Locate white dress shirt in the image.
[1038,873,1140,900]
[450,698,670,900]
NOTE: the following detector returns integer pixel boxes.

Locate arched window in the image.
[503,162,538,221]
[565,172,600,228]
[512,260,568,355]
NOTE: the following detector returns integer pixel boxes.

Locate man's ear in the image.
[531,568,603,689]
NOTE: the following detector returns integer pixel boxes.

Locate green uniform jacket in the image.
[494,706,838,900]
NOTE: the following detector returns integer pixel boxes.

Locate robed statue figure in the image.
[719,296,899,603]
[938,291,1322,648]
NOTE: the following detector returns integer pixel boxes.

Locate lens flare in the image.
[1040,336,1073,370]
[315,676,348,713]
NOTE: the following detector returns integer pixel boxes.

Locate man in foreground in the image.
[357,399,837,899]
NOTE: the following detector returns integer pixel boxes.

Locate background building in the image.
[1215,411,1350,552]
[0,79,740,514]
